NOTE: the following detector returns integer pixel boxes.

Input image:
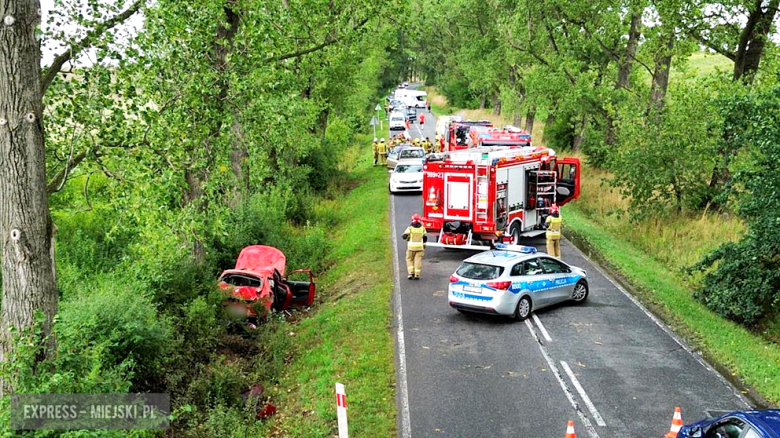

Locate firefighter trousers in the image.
[379,153,387,164]
[546,235,561,258]
[373,151,379,165]
[406,249,424,277]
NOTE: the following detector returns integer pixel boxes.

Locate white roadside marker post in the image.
[335,382,348,438]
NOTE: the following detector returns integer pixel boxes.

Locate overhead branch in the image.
[684,26,737,61]
[41,0,145,94]
[264,16,371,63]
[47,150,88,195]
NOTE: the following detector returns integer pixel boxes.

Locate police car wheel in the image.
[572,280,589,304]
[514,296,531,321]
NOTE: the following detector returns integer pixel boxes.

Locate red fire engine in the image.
[444,120,493,151]
[421,146,580,249]
[467,126,532,148]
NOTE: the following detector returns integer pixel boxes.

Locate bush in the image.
[57,274,176,391]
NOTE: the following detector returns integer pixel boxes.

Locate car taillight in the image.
[450,275,459,283]
[487,281,512,290]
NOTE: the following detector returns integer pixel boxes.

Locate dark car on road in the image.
[679,409,780,438]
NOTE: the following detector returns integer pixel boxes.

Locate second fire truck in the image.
[421,145,580,249]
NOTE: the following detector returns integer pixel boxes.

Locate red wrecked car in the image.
[219,245,315,319]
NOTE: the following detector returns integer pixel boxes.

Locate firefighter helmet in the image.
[374,138,378,142]
[411,213,422,223]
[380,138,385,142]
[550,205,560,216]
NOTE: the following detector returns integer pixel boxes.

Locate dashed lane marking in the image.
[561,361,607,427]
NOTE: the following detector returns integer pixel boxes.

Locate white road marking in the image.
[560,361,607,427]
[391,195,413,438]
[525,319,601,438]
[415,121,424,138]
[532,313,552,342]
[565,239,753,408]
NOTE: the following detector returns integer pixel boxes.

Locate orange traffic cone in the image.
[565,420,576,438]
[665,406,683,438]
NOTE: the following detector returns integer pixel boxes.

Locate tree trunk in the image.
[0,0,59,390]
[492,93,501,116]
[733,0,779,83]
[513,113,522,127]
[617,12,641,90]
[479,95,486,110]
[543,112,555,142]
[183,2,241,263]
[572,115,588,151]
[229,119,250,207]
[649,33,674,116]
[605,11,642,147]
[524,105,536,134]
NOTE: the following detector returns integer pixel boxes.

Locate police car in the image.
[448,245,589,320]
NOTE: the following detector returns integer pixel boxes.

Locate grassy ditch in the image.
[254,135,396,437]
[426,84,780,406]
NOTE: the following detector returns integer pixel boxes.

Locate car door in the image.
[538,257,575,304]
[518,258,551,308]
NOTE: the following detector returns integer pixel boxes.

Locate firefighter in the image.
[419,113,426,129]
[545,205,562,258]
[406,118,411,131]
[434,134,442,152]
[425,137,433,153]
[403,213,428,280]
[378,138,387,164]
[372,138,379,166]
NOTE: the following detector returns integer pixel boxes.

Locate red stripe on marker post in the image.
[335,383,349,438]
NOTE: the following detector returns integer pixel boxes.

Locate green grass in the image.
[255,136,396,436]
[564,204,780,405]
[676,51,733,78]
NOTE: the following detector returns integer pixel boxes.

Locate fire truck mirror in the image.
[557,187,571,197]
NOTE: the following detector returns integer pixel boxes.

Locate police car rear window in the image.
[456,262,504,280]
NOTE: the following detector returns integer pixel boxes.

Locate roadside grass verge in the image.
[423,84,780,405]
[256,134,396,436]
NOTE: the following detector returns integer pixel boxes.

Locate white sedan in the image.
[389,161,424,194]
[448,245,589,320]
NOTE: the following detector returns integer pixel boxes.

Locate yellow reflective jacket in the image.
[545,215,562,237]
[403,225,427,251]
[378,142,387,154]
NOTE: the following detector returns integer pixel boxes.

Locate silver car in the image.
[448,245,589,320]
[387,146,425,169]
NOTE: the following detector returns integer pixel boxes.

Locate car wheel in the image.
[571,280,589,304]
[510,223,521,245]
[514,296,531,321]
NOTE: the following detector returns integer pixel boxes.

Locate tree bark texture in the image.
[616,12,641,90]
[649,33,674,116]
[524,105,536,134]
[733,0,779,82]
[0,0,58,385]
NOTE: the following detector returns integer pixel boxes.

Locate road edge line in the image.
[524,319,601,438]
[560,361,607,427]
[564,238,752,409]
[391,194,413,438]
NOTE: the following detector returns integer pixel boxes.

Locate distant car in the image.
[390,100,407,113]
[387,146,425,169]
[448,245,588,320]
[389,161,424,194]
[389,111,407,131]
[401,81,409,88]
[218,246,315,321]
[405,107,417,122]
[678,409,780,438]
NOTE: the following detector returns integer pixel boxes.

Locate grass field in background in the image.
[257,135,396,436]
[425,54,780,404]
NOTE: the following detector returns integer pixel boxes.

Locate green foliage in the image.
[608,78,722,219]
[691,83,780,324]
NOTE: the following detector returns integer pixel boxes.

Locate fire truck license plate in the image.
[464,285,482,294]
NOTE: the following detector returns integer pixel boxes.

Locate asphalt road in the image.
[390,86,750,438]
